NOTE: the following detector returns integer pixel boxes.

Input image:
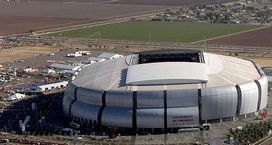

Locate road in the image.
[22,36,272,56]
[260,137,272,145]
[256,135,272,145]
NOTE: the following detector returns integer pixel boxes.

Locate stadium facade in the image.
[63,49,268,133]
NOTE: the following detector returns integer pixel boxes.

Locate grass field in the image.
[49,21,262,43]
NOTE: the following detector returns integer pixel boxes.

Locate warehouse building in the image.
[97,53,123,60]
[49,63,81,71]
[32,81,68,92]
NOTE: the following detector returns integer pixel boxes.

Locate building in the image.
[49,63,81,71]
[59,70,79,77]
[87,57,107,63]
[5,93,26,101]
[40,68,56,76]
[66,53,82,57]
[23,68,38,73]
[66,51,91,57]
[97,53,123,60]
[268,76,272,83]
[32,81,68,92]
[77,51,91,55]
[63,49,268,134]
[263,67,272,76]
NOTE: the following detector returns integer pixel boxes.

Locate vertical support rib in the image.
[254,80,262,111]
[69,87,78,117]
[97,91,106,127]
[164,90,167,133]
[132,91,137,133]
[198,89,202,125]
[235,85,242,115]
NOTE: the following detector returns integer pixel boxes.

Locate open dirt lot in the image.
[0,16,93,36]
[0,0,237,36]
[0,0,168,36]
[0,46,59,63]
[250,58,272,67]
[203,25,272,47]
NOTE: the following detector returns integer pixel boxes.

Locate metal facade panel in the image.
[201,86,237,120]
[63,94,73,116]
[239,82,258,114]
[102,107,132,127]
[63,83,77,116]
[77,87,103,105]
[126,62,208,85]
[65,83,76,98]
[106,90,133,107]
[71,101,100,121]
[137,90,164,108]
[258,76,268,110]
[137,108,164,128]
[167,107,199,128]
[167,89,198,108]
[203,53,223,74]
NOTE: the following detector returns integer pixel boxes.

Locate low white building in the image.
[32,81,68,92]
[66,53,82,57]
[6,93,26,101]
[23,68,38,73]
[97,53,123,60]
[40,68,56,76]
[87,57,106,64]
[77,51,91,55]
[268,76,272,83]
[66,51,91,57]
[263,67,272,76]
[60,70,79,76]
[49,63,81,71]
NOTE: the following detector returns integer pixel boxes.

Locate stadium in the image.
[63,49,268,134]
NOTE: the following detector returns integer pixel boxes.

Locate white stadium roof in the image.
[73,51,260,91]
[126,62,209,85]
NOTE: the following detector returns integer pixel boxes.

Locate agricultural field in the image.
[49,21,262,43]
[0,0,168,36]
[0,0,237,36]
[203,25,272,47]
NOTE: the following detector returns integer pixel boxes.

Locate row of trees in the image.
[228,120,272,144]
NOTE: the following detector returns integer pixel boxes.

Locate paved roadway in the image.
[259,136,272,145]
[22,36,272,56]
